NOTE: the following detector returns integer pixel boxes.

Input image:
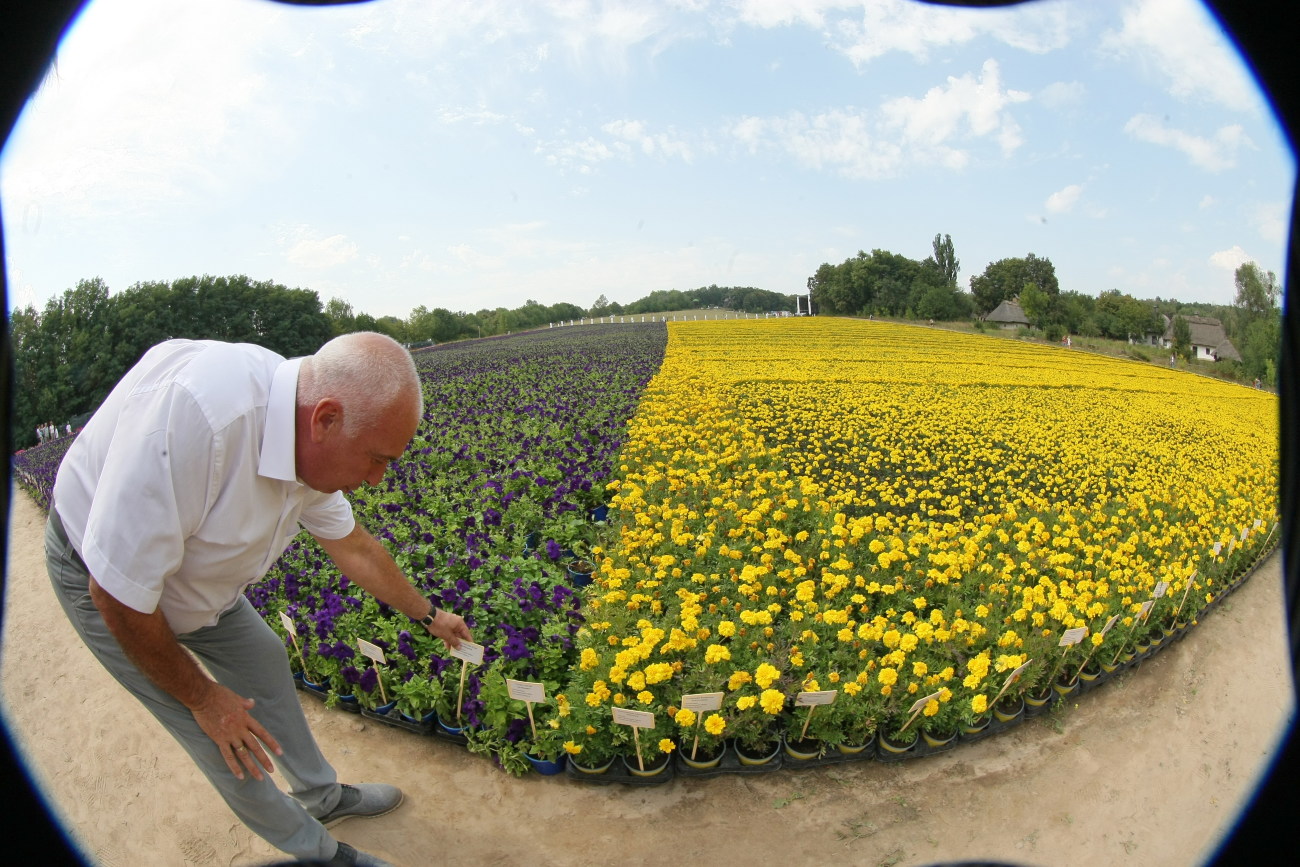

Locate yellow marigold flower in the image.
[718,620,737,638]
[563,741,582,755]
[728,670,753,691]
[844,681,862,696]
[637,690,654,705]
[704,714,726,736]
[760,689,785,715]
[659,739,676,754]
[675,708,697,728]
[922,699,940,717]
[626,671,646,691]
[755,663,780,689]
[736,695,758,711]
[580,647,599,670]
[912,661,928,677]
[643,663,674,685]
[705,644,731,664]
[878,667,898,686]
[971,694,988,715]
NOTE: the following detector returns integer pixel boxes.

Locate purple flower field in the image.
[256,323,666,731]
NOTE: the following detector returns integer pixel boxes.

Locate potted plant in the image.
[672,707,728,769]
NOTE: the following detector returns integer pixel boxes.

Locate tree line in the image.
[808,235,1282,387]
[8,276,794,449]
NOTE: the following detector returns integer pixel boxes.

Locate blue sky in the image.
[2,0,1293,319]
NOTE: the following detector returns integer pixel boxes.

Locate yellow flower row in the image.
[562,318,1277,746]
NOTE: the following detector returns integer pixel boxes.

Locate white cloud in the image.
[1123,115,1250,171]
[1198,195,1216,209]
[1209,244,1251,272]
[287,234,359,268]
[830,0,1075,65]
[731,0,831,29]
[880,60,1030,160]
[602,119,695,162]
[1100,0,1259,110]
[1038,81,1085,109]
[724,60,1030,179]
[1045,184,1082,214]
[1249,201,1288,244]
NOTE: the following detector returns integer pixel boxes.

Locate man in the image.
[45,332,471,867]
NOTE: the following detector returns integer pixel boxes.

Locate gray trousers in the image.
[45,511,344,860]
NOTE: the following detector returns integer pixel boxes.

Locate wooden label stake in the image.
[358,639,388,704]
[279,612,309,680]
[899,690,943,735]
[449,640,485,723]
[507,679,547,739]
[612,707,655,771]
[680,692,723,760]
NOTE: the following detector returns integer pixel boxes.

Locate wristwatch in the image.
[419,607,437,628]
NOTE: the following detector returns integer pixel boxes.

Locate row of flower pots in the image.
[287,531,1273,784]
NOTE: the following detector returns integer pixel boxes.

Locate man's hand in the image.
[190,683,284,781]
[424,608,473,650]
[314,525,476,650]
[89,577,284,781]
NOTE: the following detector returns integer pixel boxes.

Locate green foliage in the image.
[1093,289,1161,341]
[969,253,1058,315]
[1173,315,1193,361]
[10,275,331,449]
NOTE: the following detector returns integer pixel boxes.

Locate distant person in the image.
[46,333,472,867]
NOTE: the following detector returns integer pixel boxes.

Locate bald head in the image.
[298,332,423,436]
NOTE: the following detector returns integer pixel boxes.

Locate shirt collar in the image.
[259,357,303,482]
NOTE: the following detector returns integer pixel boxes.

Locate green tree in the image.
[1172,315,1192,360]
[324,296,356,336]
[1018,282,1051,328]
[1233,261,1280,324]
[930,233,959,288]
[969,253,1059,315]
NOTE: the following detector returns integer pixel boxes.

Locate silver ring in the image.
[235,745,248,752]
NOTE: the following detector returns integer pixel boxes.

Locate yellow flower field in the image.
[560,318,1277,756]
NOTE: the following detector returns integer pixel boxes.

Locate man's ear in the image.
[309,398,344,443]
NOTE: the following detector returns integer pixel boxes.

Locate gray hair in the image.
[299,332,423,436]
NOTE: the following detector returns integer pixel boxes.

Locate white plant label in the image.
[358,639,386,664]
[1153,581,1169,599]
[1139,600,1154,619]
[1213,541,1222,555]
[909,690,944,714]
[1227,539,1237,557]
[506,679,546,704]
[1254,519,1263,530]
[1100,614,1121,636]
[1005,659,1032,684]
[795,690,838,707]
[680,692,724,712]
[1240,526,1250,541]
[612,707,655,729]
[449,640,485,665]
[1059,626,1088,647]
[279,611,297,637]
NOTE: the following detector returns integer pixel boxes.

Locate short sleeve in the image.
[298,490,355,540]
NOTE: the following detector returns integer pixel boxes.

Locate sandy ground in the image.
[2,483,1295,867]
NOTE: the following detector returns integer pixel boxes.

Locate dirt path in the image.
[3,484,1295,867]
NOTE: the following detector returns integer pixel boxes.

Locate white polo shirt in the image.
[53,339,355,635]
